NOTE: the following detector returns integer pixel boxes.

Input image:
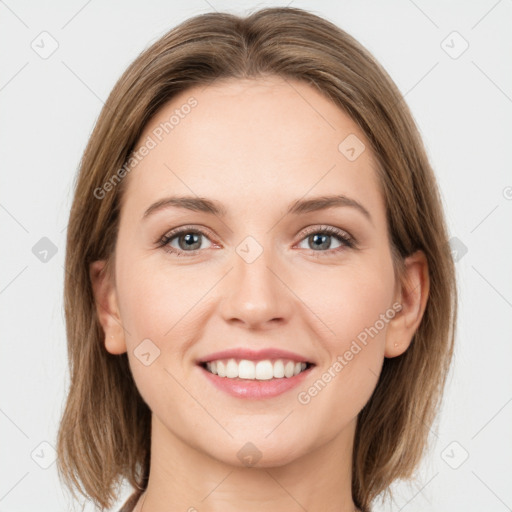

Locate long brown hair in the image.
[56,7,457,511]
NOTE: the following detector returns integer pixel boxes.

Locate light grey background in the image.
[1,0,511,511]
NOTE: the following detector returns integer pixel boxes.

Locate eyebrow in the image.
[142,194,373,225]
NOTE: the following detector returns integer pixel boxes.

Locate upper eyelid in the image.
[162,224,216,240]
[301,224,352,238]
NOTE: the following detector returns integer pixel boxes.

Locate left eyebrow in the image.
[142,194,373,226]
[286,195,373,225]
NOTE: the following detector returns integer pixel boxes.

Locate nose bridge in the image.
[220,234,292,328]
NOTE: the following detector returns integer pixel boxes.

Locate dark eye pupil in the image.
[179,233,201,250]
[310,233,330,250]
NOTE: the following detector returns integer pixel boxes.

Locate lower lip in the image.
[199,364,313,399]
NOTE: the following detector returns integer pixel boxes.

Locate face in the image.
[97,76,406,468]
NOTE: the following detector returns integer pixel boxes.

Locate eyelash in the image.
[156,224,356,258]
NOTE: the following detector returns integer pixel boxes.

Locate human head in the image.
[56,7,457,512]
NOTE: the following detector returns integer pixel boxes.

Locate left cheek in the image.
[317,275,392,373]
[319,270,391,333]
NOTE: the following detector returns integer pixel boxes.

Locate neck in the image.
[134,414,360,512]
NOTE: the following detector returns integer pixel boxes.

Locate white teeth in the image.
[284,361,295,378]
[226,359,238,378]
[273,360,285,378]
[216,360,226,377]
[238,359,255,379]
[204,358,309,380]
[255,360,273,380]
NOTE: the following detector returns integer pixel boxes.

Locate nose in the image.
[219,243,294,330]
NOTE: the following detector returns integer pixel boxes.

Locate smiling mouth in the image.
[199,358,314,380]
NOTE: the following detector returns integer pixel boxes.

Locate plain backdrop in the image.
[1,1,511,511]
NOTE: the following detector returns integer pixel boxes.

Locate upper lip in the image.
[196,347,315,365]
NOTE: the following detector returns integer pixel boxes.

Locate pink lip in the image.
[196,347,314,364]
[198,364,314,399]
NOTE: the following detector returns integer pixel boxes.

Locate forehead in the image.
[121,76,385,223]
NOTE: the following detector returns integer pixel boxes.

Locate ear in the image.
[385,250,430,358]
[89,259,127,355]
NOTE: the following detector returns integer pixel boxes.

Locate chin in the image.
[203,432,311,469]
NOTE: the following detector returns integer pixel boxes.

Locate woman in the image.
[56,7,457,512]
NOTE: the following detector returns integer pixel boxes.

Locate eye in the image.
[157,226,213,257]
[157,224,356,258]
[296,225,355,256]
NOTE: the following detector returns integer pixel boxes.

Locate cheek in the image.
[115,256,221,401]
[116,256,207,342]
[114,258,182,375]
[300,256,396,349]
[293,257,395,414]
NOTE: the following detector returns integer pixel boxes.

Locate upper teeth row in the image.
[206,359,307,380]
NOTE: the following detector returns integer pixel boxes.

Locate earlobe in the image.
[384,250,430,358]
[89,259,127,355]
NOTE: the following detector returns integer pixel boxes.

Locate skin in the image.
[90,75,429,512]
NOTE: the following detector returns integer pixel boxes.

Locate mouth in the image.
[196,351,316,399]
[199,358,314,380]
